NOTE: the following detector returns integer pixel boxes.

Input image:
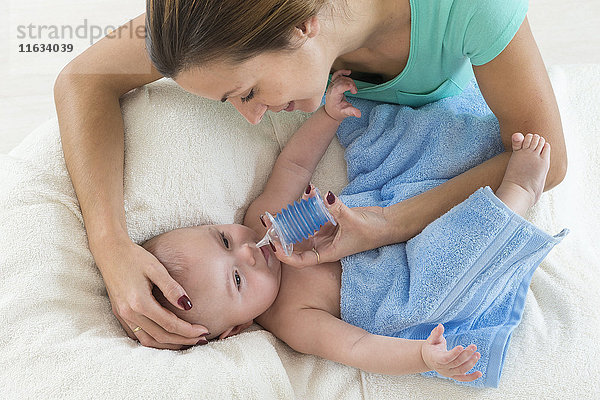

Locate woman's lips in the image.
[272,101,295,113]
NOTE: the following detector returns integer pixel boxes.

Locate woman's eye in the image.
[234,271,241,289]
[221,232,230,249]
[241,89,255,103]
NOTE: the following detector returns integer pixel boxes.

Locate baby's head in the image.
[143,224,282,341]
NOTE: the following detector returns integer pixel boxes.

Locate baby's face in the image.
[172,224,282,338]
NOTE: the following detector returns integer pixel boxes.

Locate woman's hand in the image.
[268,186,391,268]
[94,236,209,349]
[421,324,482,382]
[324,69,361,121]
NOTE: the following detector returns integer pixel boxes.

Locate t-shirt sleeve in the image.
[452,0,529,66]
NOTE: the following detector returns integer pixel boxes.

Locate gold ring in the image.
[312,248,320,264]
[132,326,142,333]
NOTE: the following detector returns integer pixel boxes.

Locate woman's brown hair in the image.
[145,0,329,78]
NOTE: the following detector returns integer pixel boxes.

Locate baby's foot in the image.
[495,133,551,216]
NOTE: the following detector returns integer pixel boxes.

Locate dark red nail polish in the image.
[326,191,335,205]
[305,185,311,195]
[196,338,208,346]
[178,295,193,311]
[200,332,210,337]
[269,241,277,252]
[260,214,266,227]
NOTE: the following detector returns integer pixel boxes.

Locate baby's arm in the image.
[244,71,360,227]
[266,307,482,381]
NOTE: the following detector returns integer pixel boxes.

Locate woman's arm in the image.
[54,13,208,348]
[384,16,567,243]
[474,17,566,189]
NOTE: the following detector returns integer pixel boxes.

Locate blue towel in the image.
[336,80,568,388]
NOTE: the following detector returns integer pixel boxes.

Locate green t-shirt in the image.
[334,0,528,107]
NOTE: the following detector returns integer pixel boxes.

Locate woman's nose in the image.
[231,100,267,125]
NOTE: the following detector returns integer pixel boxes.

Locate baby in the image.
[142,72,553,383]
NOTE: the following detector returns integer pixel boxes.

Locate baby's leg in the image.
[495,133,551,217]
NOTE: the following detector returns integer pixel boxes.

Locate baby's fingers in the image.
[449,351,481,377]
[452,370,483,383]
[341,103,362,118]
[446,344,477,368]
[440,345,465,364]
[331,69,352,81]
[330,76,358,95]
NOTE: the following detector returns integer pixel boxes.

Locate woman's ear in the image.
[218,320,254,339]
[295,15,320,39]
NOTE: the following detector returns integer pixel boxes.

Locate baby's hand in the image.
[324,70,361,121]
[421,324,483,383]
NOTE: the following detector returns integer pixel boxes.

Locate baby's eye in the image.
[221,232,230,249]
[234,271,241,289]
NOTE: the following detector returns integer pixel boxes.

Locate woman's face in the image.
[174,45,332,124]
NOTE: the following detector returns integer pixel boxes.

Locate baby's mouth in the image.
[260,245,270,264]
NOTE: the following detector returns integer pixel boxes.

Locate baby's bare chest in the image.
[255,261,342,334]
[281,261,343,318]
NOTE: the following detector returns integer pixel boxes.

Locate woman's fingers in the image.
[130,319,207,350]
[102,241,209,348]
[113,293,204,349]
[139,254,210,341]
[144,258,193,312]
[114,312,137,340]
[301,183,317,201]
[273,189,386,267]
[134,330,187,350]
[270,239,319,268]
[321,191,351,226]
[143,270,209,339]
[126,306,207,348]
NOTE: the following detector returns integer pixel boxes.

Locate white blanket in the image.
[0,64,598,399]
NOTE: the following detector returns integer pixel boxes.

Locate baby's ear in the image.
[218,320,254,339]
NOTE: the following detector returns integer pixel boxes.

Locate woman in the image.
[54,0,567,350]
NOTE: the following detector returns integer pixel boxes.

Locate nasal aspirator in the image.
[257,188,337,256]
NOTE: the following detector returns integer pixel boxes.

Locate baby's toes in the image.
[511,132,524,151]
[541,142,551,161]
[529,134,541,151]
[522,133,534,149]
[534,136,546,154]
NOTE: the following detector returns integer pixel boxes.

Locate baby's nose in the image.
[240,242,257,267]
